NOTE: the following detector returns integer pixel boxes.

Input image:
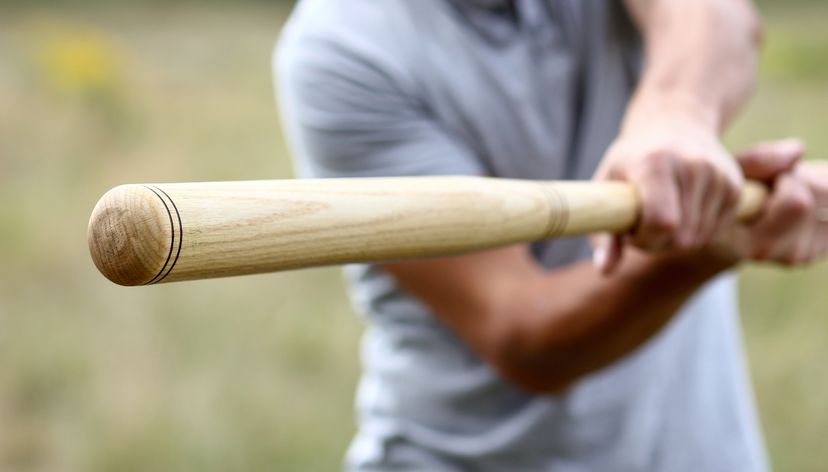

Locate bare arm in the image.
[624,0,762,129]
[383,0,766,394]
[594,0,763,272]
[384,247,730,393]
[384,141,816,394]
[379,0,822,393]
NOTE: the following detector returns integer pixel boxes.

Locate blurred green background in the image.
[0,1,826,471]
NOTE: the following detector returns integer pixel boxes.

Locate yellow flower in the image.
[34,24,123,97]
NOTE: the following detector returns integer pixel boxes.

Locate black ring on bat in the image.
[143,185,183,284]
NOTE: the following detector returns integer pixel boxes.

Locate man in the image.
[275,0,828,470]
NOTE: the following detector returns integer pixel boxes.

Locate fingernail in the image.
[778,139,803,156]
[593,246,607,270]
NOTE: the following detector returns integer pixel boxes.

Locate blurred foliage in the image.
[0,0,295,5]
[0,1,826,472]
[1,4,357,471]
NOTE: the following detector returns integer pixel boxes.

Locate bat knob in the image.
[88,185,178,286]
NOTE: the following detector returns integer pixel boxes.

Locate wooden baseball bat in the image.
[87,176,767,286]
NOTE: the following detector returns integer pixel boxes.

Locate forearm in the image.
[493,249,735,393]
[624,0,761,131]
[384,245,736,394]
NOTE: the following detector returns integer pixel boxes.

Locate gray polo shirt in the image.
[275,1,768,470]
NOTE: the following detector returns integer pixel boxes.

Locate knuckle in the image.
[729,184,742,204]
[782,194,814,217]
[643,151,673,171]
[782,254,800,267]
[750,239,775,261]
[716,162,740,183]
[642,151,659,165]
[632,233,671,252]
[674,238,694,251]
[679,159,703,181]
[740,152,759,168]
[750,12,765,47]
[723,185,741,208]
[630,235,657,251]
[644,211,679,236]
[750,247,769,262]
[725,172,744,192]
[696,159,715,174]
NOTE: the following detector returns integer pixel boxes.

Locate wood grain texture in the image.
[87,177,767,286]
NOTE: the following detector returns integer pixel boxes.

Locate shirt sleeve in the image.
[275,30,485,179]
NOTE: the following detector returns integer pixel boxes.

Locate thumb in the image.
[738,138,804,182]
[592,233,624,275]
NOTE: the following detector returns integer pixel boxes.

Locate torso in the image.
[277,1,768,470]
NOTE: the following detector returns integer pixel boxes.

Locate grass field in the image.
[0,3,826,471]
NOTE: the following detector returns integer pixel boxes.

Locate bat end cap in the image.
[88,185,176,286]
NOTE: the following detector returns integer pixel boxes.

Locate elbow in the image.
[749,9,764,49]
[737,0,764,48]
[718,0,764,48]
[477,316,577,395]
[491,357,574,396]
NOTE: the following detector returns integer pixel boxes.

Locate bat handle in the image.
[736,180,768,222]
[542,179,768,237]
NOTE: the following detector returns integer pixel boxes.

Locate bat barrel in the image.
[88,177,630,286]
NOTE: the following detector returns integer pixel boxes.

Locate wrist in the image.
[690,245,744,274]
[624,246,738,285]
[622,87,723,136]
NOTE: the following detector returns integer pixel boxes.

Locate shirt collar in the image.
[451,0,552,45]
[458,0,512,9]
